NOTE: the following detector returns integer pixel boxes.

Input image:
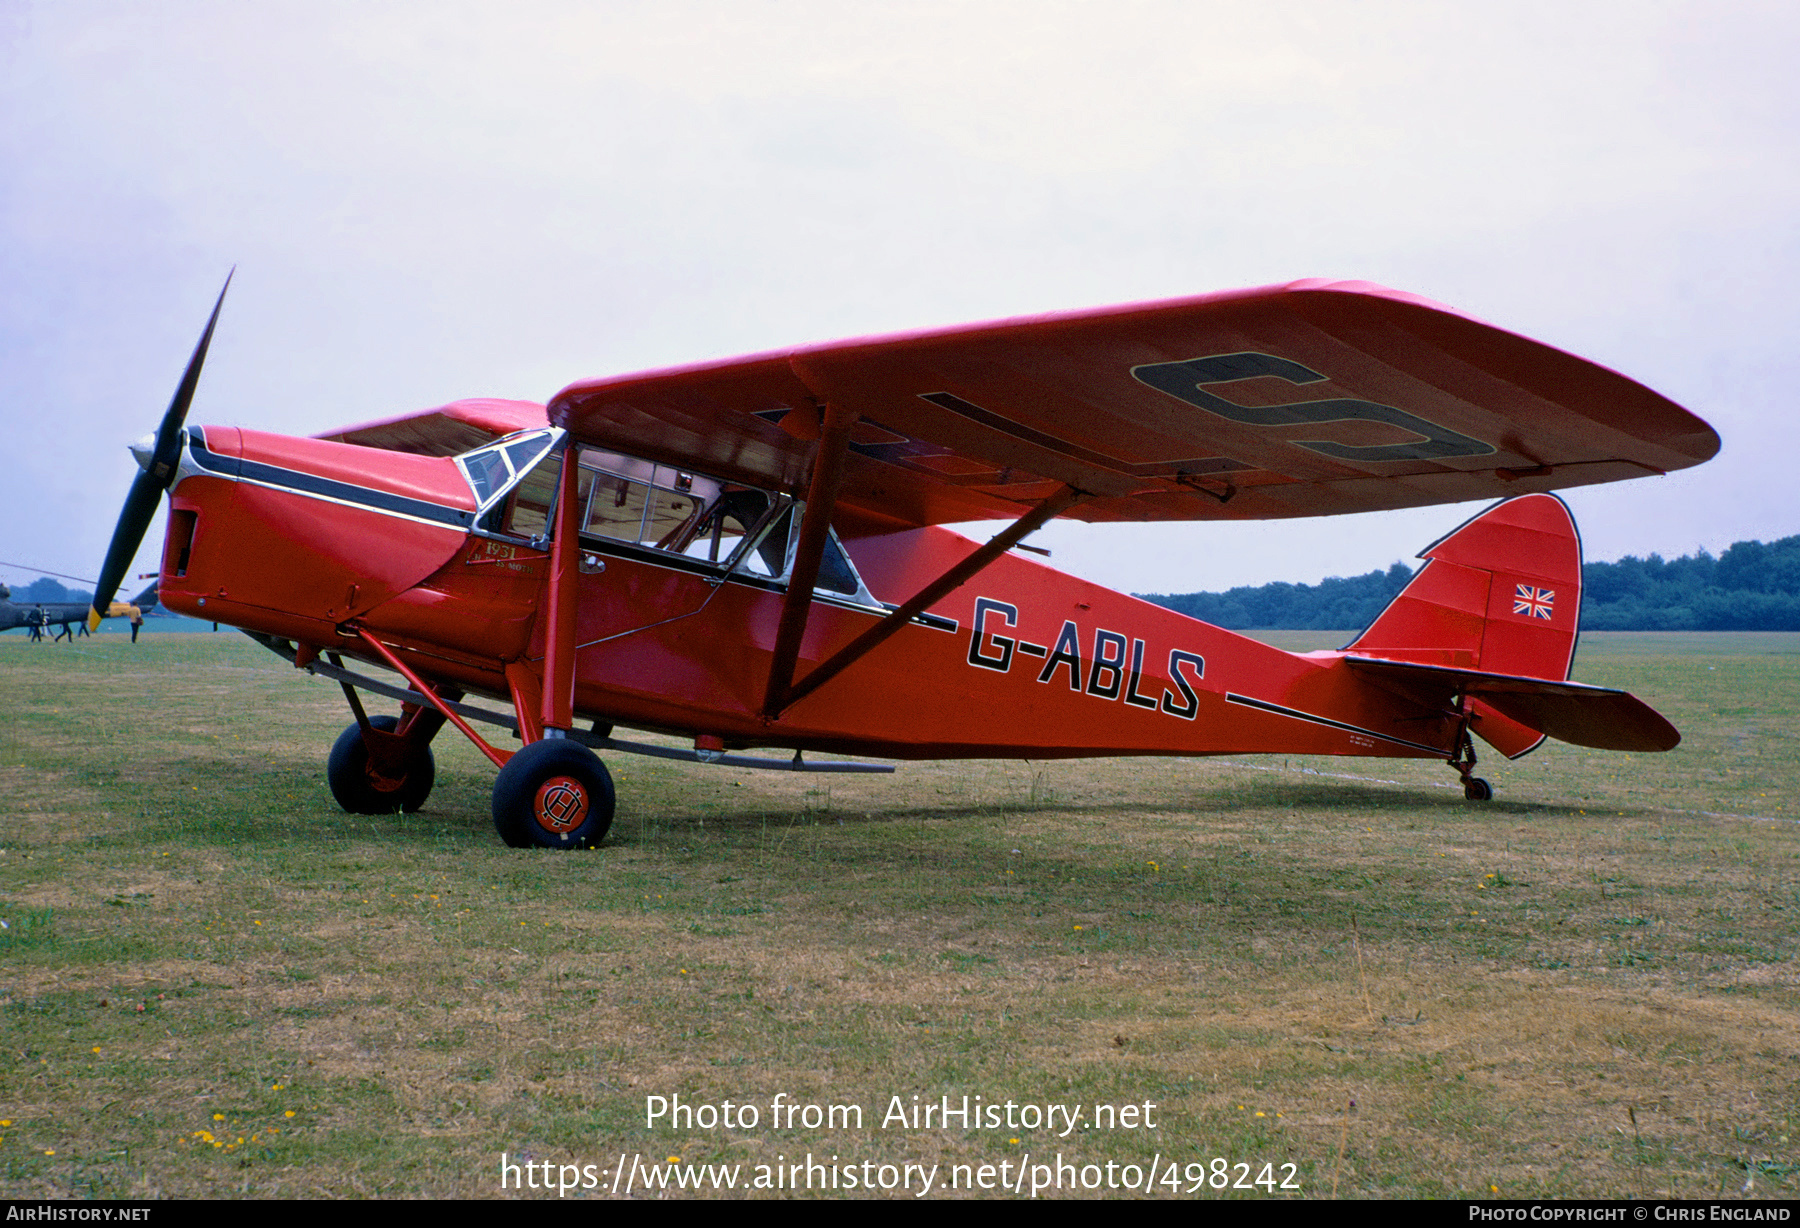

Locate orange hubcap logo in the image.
[534,776,589,835]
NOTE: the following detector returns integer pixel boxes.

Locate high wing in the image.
[315,398,547,456]
[548,281,1718,527]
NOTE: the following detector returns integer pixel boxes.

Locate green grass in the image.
[1,631,1796,1198]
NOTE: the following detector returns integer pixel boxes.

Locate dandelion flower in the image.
[284,1111,295,1118]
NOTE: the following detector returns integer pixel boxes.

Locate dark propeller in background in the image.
[88,272,232,631]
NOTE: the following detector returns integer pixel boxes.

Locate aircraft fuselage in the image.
[156,423,1459,764]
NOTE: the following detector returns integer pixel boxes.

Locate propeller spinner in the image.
[88,272,233,631]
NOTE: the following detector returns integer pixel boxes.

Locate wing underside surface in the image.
[546,281,1718,528]
[315,398,548,457]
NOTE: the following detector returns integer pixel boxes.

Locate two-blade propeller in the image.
[88,272,233,631]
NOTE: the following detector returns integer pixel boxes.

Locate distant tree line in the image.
[1139,563,1414,632]
[9,578,95,606]
[1580,535,1800,630]
[1137,536,1800,631]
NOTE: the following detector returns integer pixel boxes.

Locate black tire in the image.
[1464,777,1494,802]
[327,716,436,814]
[492,738,615,850]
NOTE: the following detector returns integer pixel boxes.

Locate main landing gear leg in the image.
[326,672,453,814]
[1447,708,1493,802]
[488,444,616,850]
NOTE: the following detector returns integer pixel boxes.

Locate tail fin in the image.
[1346,494,1582,757]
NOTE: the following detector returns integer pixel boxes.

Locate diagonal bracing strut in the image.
[774,482,1090,716]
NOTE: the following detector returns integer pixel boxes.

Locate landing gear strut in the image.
[1447,710,1493,802]
[325,663,450,815]
[327,715,437,813]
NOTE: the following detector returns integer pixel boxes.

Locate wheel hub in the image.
[533,775,589,835]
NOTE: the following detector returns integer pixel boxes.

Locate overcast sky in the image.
[3,0,1795,598]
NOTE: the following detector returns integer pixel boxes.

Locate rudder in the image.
[1345,494,1582,757]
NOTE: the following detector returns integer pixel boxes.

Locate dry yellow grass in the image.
[0,631,1795,1198]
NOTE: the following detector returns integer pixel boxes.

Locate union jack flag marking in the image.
[1514,584,1555,620]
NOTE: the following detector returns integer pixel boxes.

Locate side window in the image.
[482,448,588,540]
[574,445,729,560]
[584,470,649,542]
[645,484,708,551]
[740,502,865,598]
[815,535,860,596]
[477,442,878,604]
[497,462,558,538]
[738,504,793,578]
[683,490,776,569]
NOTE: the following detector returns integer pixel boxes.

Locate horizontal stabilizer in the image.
[1344,656,1679,753]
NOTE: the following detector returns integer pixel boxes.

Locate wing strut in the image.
[355,629,513,769]
[762,403,858,717]
[776,483,1091,715]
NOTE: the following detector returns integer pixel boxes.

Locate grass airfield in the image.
[1,630,1795,1199]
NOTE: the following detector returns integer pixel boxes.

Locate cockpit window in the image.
[685,490,778,571]
[758,502,864,596]
[496,459,559,538]
[460,446,512,505]
[815,531,862,596]
[576,451,719,547]
[467,437,877,603]
[456,429,559,509]
[503,434,555,479]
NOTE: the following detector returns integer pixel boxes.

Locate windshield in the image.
[454,429,558,507]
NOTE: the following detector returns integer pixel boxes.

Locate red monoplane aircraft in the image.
[90,278,1718,849]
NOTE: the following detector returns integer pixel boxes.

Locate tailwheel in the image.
[327,716,436,814]
[492,739,615,850]
[1463,777,1494,802]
